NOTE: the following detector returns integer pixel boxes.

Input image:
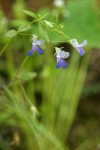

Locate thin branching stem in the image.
[0,39,11,56]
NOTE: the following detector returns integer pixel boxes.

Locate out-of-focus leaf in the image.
[5,30,17,37]
[37,13,49,19]
[40,67,50,78]
[19,72,37,81]
[23,10,36,18]
[18,24,31,32]
[11,19,29,27]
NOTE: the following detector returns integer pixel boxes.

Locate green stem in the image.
[18,33,70,43]
[53,29,70,41]
[16,56,29,78]
[18,31,70,43]
[0,57,29,89]
[17,17,44,33]
[20,82,32,106]
[0,39,11,56]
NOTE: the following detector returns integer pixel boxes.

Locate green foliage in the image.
[18,24,31,32]
[23,10,36,18]
[0,0,100,150]
[19,72,37,81]
[39,23,49,42]
[5,30,17,38]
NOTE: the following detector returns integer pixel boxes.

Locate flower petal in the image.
[55,47,70,59]
[78,40,87,47]
[32,36,44,46]
[60,51,70,59]
[56,58,67,69]
[35,46,44,55]
[70,39,87,47]
[55,47,61,58]
[70,39,79,47]
[36,40,44,46]
[27,47,35,56]
[76,47,85,56]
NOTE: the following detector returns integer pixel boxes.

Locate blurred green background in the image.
[0,0,100,150]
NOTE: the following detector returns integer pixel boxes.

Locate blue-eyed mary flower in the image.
[55,47,70,69]
[70,39,87,56]
[27,36,44,56]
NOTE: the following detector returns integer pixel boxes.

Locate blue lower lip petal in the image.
[27,49,34,56]
[78,47,85,56]
[36,46,44,55]
[56,58,67,69]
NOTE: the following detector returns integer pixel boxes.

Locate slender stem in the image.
[20,82,32,106]
[17,16,71,43]
[18,32,70,43]
[0,39,11,57]
[18,33,33,36]
[0,57,29,89]
[16,56,29,78]
[55,30,70,41]
[17,17,44,33]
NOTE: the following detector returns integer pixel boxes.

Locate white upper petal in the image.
[70,39,79,47]
[32,36,44,46]
[34,40,44,46]
[60,51,70,58]
[55,47,70,58]
[79,40,87,47]
[70,39,87,47]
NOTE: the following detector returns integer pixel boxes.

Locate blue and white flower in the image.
[70,39,87,56]
[27,36,44,56]
[55,47,70,69]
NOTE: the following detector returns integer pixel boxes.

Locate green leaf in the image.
[5,30,17,37]
[39,23,49,42]
[11,19,29,27]
[18,25,31,32]
[37,13,49,19]
[23,10,36,18]
[44,20,54,28]
[19,72,37,81]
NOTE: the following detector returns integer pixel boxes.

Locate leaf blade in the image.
[23,10,36,18]
[5,30,17,38]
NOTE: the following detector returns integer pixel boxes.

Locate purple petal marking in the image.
[27,47,35,56]
[56,58,67,69]
[77,47,85,56]
[35,46,44,55]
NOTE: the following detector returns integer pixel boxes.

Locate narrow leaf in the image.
[18,25,31,32]
[23,10,36,18]
[5,30,17,37]
[39,23,49,42]
[19,72,37,81]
